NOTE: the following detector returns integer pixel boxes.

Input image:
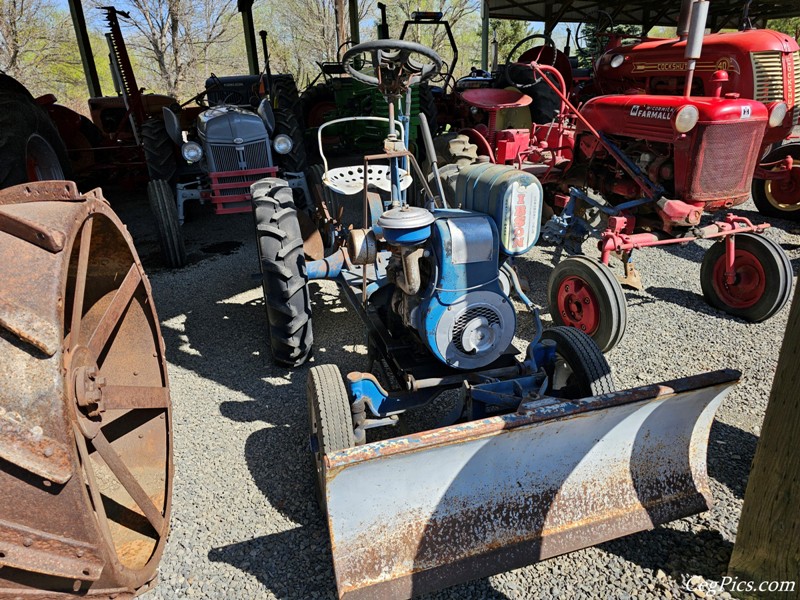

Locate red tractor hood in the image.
[578,94,768,143]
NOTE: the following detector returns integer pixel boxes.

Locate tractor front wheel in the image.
[547,256,627,352]
[141,118,177,184]
[307,364,355,510]
[752,143,800,221]
[700,233,792,322]
[253,181,313,366]
[147,179,186,268]
[541,326,616,399]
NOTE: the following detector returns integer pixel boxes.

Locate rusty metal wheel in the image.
[0,181,172,598]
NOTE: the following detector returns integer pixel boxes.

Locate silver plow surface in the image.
[323,369,740,600]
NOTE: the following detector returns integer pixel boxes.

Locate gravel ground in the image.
[111,189,800,600]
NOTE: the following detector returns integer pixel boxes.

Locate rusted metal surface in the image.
[0,407,72,484]
[0,181,173,599]
[324,370,739,600]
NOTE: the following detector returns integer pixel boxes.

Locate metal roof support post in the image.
[238,0,259,76]
[67,0,102,98]
[349,0,360,45]
[481,0,489,70]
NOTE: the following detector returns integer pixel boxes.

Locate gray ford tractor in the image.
[152,75,308,268]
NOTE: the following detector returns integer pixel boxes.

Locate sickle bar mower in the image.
[251,36,745,600]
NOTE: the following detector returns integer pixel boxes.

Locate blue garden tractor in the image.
[251,39,740,600]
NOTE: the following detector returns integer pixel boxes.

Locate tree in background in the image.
[767,17,800,39]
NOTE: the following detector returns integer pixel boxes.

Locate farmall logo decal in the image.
[632,56,741,74]
[502,182,538,252]
[630,105,675,120]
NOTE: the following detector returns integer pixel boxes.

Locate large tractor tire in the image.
[273,107,308,176]
[141,118,177,184]
[751,142,800,221]
[301,83,337,131]
[271,74,303,129]
[253,181,313,366]
[148,179,186,268]
[0,74,71,188]
[427,133,479,207]
[0,181,172,598]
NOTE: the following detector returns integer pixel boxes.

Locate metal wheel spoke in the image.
[101,385,169,410]
[70,218,93,349]
[73,423,112,532]
[92,429,165,534]
[88,263,142,357]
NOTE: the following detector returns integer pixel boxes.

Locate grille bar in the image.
[751,51,785,104]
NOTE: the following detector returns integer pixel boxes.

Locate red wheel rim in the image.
[307,101,337,128]
[556,275,600,334]
[712,249,766,309]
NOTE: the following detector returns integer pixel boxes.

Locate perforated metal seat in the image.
[323,164,413,196]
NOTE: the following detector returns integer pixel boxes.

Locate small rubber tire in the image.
[253,182,314,366]
[541,326,616,399]
[147,179,186,268]
[751,143,800,221]
[141,118,177,184]
[700,233,793,322]
[307,364,355,510]
[273,107,308,177]
[547,256,627,352]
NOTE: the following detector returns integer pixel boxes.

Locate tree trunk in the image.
[728,283,800,599]
[335,0,347,48]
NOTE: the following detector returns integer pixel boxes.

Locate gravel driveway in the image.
[113,191,799,600]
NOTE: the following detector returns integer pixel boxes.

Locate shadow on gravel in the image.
[645,287,734,320]
[707,420,759,500]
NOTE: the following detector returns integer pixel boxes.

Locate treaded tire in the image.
[253,181,313,366]
[141,118,177,183]
[700,233,792,322]
[271,74,303,129]
[301,83,337,129]
[547,256,627,352]
[148,179,186,268]
[426,133,478,207]
[273,107,308,176]
[0,75,72,188]
[751,142,800,221]
[541,326,616,399]
[307,364,355,510]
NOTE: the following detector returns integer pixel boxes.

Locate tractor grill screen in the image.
[751,51,785,104]
[208,141,269,173]
[688,121,763,203]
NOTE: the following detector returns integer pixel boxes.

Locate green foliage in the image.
[767,17,800,39]
[576,21,641,69]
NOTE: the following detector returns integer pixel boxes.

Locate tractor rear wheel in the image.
[0,184,172,597]
[751,143,800,221]
[253,182,313,366]
[307,364,355,510]
[0,75,71,188]
[147,179,186,268]
[541,326,616,399]
[700,233,792,322]
[271,74,303,128]
[547,256,627,352]
[427,133,478,207]
[141,118,177,184]
[273,107,308,176]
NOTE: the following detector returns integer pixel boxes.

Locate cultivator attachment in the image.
[322,370,738,600]
[0,182,172,598]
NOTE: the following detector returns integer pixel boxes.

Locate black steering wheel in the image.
[502,33,558,88]
[342,39,442,96]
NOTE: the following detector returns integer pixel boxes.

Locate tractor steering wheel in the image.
[342,39,442,97]
[502,33,558,88]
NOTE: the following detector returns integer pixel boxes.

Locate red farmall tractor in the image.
[431,0,793,352]
[591,1,800,220]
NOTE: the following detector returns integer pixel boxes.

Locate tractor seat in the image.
[460,88,532,111]
[323,164,412,196]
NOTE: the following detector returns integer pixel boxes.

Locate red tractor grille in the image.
[685,120,764,206]
[207,141,275,214]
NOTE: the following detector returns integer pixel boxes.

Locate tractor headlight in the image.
[768,102,788,128]
[610,54,624,68]
[674,105,700,133]
[181,141,203,163]
[273,134,293,155]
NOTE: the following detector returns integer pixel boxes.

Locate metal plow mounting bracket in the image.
[323,369,740,600]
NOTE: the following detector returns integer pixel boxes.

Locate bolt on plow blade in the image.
[323,369,739,600]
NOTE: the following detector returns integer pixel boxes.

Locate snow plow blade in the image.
[323,369,739,600]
